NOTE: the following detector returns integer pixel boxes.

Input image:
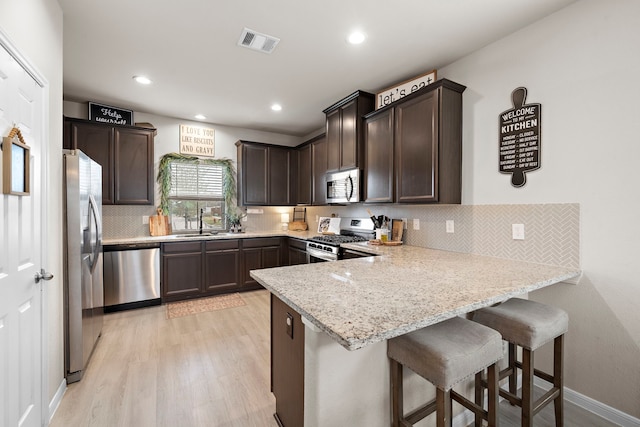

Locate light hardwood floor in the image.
[51,290,278,427]
[50,290,616,427]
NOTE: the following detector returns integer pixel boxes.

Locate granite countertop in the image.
[250,243,581,351]
[103,230,319,245]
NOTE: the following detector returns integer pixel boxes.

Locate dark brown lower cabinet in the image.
[204,240,240,294]
[242,238,283,290]
[287,238,308,265]
[162,237,284,302]
[271,294,304,427]
[161,242,202,301]
[162,240,240,302]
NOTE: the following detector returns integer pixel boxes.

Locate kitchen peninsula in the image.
[251,244,580,427]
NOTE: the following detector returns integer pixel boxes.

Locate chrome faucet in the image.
[199,208,204,234]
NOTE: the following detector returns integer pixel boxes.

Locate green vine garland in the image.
[157,153,236,214]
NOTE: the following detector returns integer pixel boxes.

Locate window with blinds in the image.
[168,162,224,199]
[167,161,226,232]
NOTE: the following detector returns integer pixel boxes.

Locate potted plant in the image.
[226,209,247,232]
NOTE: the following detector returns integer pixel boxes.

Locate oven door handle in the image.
[307,246,337,262]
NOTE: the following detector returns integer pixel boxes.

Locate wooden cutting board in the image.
[391,219,404,242]
[149,208,171,236]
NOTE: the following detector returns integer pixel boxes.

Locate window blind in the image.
[168,162,224,199]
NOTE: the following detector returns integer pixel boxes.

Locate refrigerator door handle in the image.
[88,194,102,274]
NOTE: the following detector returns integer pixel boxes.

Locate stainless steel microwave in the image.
[326,169,360,203]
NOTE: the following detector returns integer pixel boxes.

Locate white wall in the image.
[439,0,640,416]
[0,0,64,416]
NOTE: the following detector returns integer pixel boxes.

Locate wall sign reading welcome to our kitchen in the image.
[375,69,437,109]
[179,124,215,157]
[499,87,541,187]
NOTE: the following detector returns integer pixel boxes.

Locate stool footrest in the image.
[479,374,562,415]
[451,390,487,419]
[404,400,437,425]
[532,387,561,417]
[510,360,555,384]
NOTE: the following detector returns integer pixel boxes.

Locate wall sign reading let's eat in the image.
[179,124,215,157]
[499,87,541,187]
[375,69,437,110]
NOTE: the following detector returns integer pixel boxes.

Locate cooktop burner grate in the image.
[309,234,368,246]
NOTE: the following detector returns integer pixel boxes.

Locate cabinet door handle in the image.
[286,313,294,338]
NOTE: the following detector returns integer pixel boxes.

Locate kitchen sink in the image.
[172,232,230,238]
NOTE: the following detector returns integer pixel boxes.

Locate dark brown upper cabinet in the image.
[363,108,395,203]
[363,79,465,204]
[238,143,268,205]
[270,146,297,206]
[294,133,326,206]
[236,141,296,206]
[296,143,312,205]
[311,135,327,205]
[64,117,155,205]
[323,91,375,172]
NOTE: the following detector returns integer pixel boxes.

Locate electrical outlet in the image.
[315,215,319,222]
[413,219,420,230]
[446,220,454,233]
[246,208,263,214]
[512,223,525,240]
[402,218,408,229]
[142,215,149,225]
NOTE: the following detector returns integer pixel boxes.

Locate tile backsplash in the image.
[285,203,579,269]
[102,205,291,239]
[103,203,579,269]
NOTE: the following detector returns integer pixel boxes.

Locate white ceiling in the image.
[59,0,576,137]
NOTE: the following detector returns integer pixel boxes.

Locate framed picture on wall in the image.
[2,132,30,196]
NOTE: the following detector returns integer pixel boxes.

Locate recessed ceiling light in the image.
[271,104,282,111]
[347,31,366,45]
[133,75,152,85]
[194,114,206,120]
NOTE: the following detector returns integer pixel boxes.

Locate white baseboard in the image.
[449,376,640,427]
[48,378,67,424]
[534,377,640,427]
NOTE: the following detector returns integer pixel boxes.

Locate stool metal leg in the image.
[522,348,534,427]
[554,335,564,427]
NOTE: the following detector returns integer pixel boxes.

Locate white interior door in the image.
[0,41,45,427]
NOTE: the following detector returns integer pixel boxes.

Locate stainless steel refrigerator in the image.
[63,149,104,383]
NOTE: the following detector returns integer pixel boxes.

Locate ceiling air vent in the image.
[237,28,280,54]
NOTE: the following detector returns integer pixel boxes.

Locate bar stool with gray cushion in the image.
[387,316,503,427]
[472,298,568,427]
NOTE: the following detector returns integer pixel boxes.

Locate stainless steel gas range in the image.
[306,218,375,262]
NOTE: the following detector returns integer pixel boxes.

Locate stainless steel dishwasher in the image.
[103,242,161,312]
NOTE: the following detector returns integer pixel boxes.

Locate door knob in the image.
[34,269,54,283]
